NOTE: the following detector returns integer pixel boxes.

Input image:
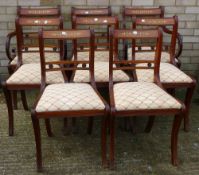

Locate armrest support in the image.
[6,31,17,61]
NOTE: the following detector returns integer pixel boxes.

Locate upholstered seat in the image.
[74,62,130,83]
[10,52,60,65]
[36,83,105,112]
[6,63,64,85]
[114,82,182,111]
[72,50,109,62]
[128,48,176,63]
[136,63,193,83]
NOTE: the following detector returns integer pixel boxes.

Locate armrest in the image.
[6,31,17,61]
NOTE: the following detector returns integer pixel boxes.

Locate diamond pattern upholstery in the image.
[10,52,60,65]
[72,50,109,62]
[114,82,182,111]
[136,63,193,83]
[128,48,172,63]
[6,63,64,85]
[36,83,105,112]
[74,62,130,83]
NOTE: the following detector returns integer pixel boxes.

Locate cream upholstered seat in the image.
[36,83,105,112]
[128,48,175,63]
[114,82,182,111]
[10,52,60,65]
[6,63,64,85]
[136,63,193,83]
[74,62,130,83]
[72,50,109,62]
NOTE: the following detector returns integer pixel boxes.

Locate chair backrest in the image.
[39,29,95,88]
[17,5,61,17]
[123,6,164,20]
[15,17,63,64]
[72,16,119,55]
[71,6,111,18]
[109,29,163,84]
[133,16,178,64]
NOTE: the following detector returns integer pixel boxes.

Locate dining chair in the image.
[3,16,64,136]
[108,28,185,168]
[122,6,182,67]
[133,17,196,132]
[6,5,62,110]
[31,29,109,172]
[72,16,130,87]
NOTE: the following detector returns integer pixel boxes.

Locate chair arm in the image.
[6,31,17,61]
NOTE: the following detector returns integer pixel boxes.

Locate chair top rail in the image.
[73,16,118,25]
[17,5,61,17]
[123,6,164,17]
[71,6,111,16]
[16,17,63,26]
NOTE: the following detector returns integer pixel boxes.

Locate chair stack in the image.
[3,5,196,172]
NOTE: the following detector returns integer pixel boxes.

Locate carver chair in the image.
[122,6,182,67]
[3,17,65,136]
[6,5,61,109]
[31,29,109,172]
[109,28,185,168]
[132,17,196,131]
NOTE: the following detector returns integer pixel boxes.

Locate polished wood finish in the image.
[30,29,109,172]
[108,28,185,168]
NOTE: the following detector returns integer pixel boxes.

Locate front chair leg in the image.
[12,91,18,110]
[31,113,42,172]
[145,116,155,133]
[45,119,53,137]
[20,90,29,111]
[109,116,115,169]
[87,117,93,135]
[184,86,195,132]
[101,116,107,168]
[171,114,183,166]
[3,84,14,136]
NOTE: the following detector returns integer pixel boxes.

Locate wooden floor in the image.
[0,89,199,175]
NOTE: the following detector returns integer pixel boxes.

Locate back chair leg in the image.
[184,85,196,132]
[145,115,155,133]
[171,114,183,166]
[87,117,93,134]
[3,84,14,136]
[45,119,53,137]
[31,113,42,172]
[109,115,115,169]
[20,90,29,110]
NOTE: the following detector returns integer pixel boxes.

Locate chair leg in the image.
[3,85,14,136]
[101,116,107,168]
[145,116,155,133]
[184,86,195,132]
[109,116,115,169]
[31,113,42,172]
[171,114,183,166]
[12,91,18,110]
[45,119,53,137]
[87,117,93,135]
[20,90,29,111]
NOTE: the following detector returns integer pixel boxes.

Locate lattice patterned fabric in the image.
[114,82,182,111]
[128,48,174,63]
[74,62,130,83]
[71,50,109,62]
[136,63,193,83]
[6,63,64,85]
[10,52,60,65]
[36,83,105,112]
